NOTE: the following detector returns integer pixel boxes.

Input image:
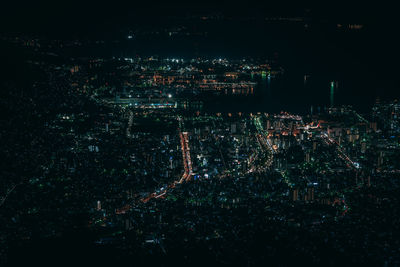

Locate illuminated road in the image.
[0,184,19,208]
[116,117,194,212]
[301,121,360,170]
[140,117,194,205]
[253,116,274,171]
[178,131,193,183]
[126,111,133,138]
[141,130,193,204]
[320,132,360,170]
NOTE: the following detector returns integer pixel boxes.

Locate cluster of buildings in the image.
[1,35,400,266]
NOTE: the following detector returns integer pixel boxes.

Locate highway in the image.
[253,116,274,171]
[116,117,194,212]
[178,131,193,183]
[320,132,360,170]
[141,118,193,203]
[0,183,20,208]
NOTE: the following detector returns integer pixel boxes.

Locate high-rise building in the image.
[305,152,310,163]
[369,122,377,132]
[378,151,384,167]
[361,141,367,153]
[231,123,237,134]
[292,189,299,201]
[307,187,314,201]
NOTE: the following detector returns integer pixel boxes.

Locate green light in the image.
[330,81,335,107]
[261,71,267,79]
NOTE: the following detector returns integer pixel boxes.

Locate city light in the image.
[2,7,398,265]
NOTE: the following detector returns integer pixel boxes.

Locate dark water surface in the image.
[95,23,399,114]
[5,20,400,114]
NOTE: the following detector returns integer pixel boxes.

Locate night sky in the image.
[0,1,390,33]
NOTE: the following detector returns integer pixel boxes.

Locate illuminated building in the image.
[292,189,299,201]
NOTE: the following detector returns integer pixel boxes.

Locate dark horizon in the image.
[0,1,390,32]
